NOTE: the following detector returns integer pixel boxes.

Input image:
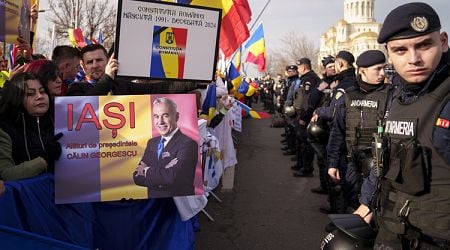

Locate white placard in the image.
[230,101,242,132]
[116,0,221,82]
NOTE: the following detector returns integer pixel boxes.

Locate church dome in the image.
[337,19,347,26]
[352,31,378,40]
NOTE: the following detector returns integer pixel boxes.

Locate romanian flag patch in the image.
[436,118,450,129]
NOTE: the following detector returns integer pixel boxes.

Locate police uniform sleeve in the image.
[304,88,322,121]
[306,77,324,118]
[326,98,346,169]
[359,167,378,208]
[433,101,450,164]
[315,106,333,121]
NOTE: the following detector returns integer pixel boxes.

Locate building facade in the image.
[318,0,385,67]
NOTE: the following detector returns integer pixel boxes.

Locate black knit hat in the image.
[322,55,335,67]
[336,51,355,65]
[286,65,298,71]
[356,50,386,68]
[378,2,441,44]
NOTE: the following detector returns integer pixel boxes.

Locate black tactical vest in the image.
[378,75,450,240]
[293,71,321,113]
[293,82,310,112]
[345,87,388,153]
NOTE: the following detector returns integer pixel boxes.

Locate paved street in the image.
[196,104,330,250]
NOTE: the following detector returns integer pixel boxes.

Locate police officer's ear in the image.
[358,68,366,76]
[440,32,449,52]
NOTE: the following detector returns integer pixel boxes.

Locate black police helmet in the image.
[321,214,377,250]
[307,121,329,143]
[321,229,374,250]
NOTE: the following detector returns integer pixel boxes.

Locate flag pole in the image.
[227,0,271,70]
[248,0,271,33]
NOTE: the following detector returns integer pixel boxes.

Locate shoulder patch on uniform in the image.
[304,82,311,91]
[436,118,450,129]
[335,91,343,100]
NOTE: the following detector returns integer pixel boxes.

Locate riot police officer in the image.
[281,65,301,156]
[292,58,322,177]
[309,55,337,194]
[352,2,450,249]
[264,75,275,114]
[273,74,285,113]
[327,50,388,214]
[312,51,358,215]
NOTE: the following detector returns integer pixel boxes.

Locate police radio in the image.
[371,120,388,178]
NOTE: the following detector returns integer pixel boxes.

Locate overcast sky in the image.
[247,0,450,51]
[36,0,450,54]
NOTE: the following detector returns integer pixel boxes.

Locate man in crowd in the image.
[51,45,81,95]
[352,2,449,249]
[292,58,322,177]
[66,44,118,96]
[133,97,198,198]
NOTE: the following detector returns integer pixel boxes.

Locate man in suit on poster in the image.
[133,97,198,198]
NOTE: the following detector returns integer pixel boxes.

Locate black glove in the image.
[209,113,224,128]
[41,133,63,172]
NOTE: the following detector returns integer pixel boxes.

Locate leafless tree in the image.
[33,33,53,58]
[46,0,116,48]
[267,30,319,75]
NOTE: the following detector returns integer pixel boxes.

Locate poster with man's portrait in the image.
[54,94,203,204]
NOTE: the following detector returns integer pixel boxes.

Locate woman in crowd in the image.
[25,59,63,98]
[0,72,62,181]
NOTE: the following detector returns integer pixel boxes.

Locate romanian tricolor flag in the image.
[201,83,217,123]
[68,28,87,48]
[228,62,242,90]
[234,0,252,24]
[235,99,260,119]
[187,0,250,58]
[237,79,256,97]
[98,32,103,44]
[235,99,271,119]
[150,26,187,79]
[234,46,242,72]
[245,23,266,72]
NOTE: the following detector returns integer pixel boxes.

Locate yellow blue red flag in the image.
[201,83,217,123]
[245,23,266,72]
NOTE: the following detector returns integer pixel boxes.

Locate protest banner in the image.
[230,101,242,132]
[54,94,203,204]
[115,0,221,82]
